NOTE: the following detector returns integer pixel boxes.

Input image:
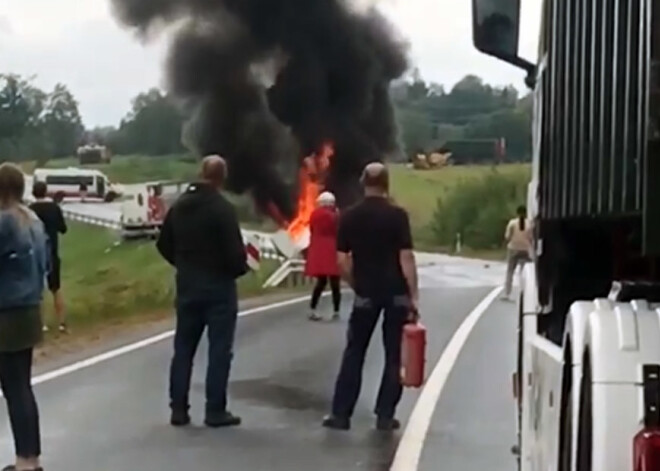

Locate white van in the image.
[120,181,185,239]
[33,167,123,202]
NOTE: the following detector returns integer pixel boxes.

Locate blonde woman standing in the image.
[502,205,532,301]
[0,163,49,471]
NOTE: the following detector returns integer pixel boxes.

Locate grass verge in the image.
[34,154,197,184]
[389,163,531,253]
[26,155,531,255]
[41,222,295,332]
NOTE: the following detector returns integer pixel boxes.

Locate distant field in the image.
[389,163,531,251]
[26,154,198,184]
[23,154,530,252]
[43,222,281,332]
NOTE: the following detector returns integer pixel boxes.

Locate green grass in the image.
[26,154,275,230]
[43,222,283,329]
[389,163,531,252]
[40,154,198,184]
[26,154,531,254]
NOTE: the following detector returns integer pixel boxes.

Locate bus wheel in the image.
[104,192,117,203]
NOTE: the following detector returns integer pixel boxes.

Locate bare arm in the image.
[399,249,418,304]
[504,220,512,243]
[396,209,419,312]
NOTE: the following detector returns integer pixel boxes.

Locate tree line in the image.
[393,70,532,161]
[0,71,531,163]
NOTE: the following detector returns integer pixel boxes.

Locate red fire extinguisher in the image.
[401,321,427,388]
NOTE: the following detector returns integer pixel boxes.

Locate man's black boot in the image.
[170,408,191,427]
[322,414,351,431]
[376,417,401,431]
[205,411,242,428]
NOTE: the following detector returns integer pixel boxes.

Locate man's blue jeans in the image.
[331,294,409,420]
[169,269,238,415]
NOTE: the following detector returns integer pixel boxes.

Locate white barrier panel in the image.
[62,209,121,230]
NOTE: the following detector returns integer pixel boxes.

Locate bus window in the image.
[45,175,95,186]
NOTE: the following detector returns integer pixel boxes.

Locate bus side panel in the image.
[524,335,563,471]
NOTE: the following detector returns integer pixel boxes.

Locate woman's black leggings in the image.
[311,276,341,312]
[0,349,41,458]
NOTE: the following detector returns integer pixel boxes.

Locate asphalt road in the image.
[0,259,515,470]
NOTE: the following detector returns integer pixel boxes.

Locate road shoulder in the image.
[416,296,517,471]
[34,290,310,375]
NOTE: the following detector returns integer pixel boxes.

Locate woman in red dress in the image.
[305,191,341,321]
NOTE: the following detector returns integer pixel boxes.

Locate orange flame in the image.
[286,142,334,241]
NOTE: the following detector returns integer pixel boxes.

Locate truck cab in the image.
[471,0,660,469]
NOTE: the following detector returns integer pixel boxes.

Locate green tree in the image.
[464,95,532,161]
[43,83,84,158]
[392,72,531,160]
[0,74,47,161]
[110,88,185,156]
[396,108,433,158]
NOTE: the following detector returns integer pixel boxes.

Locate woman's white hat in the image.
[317,191,336,206]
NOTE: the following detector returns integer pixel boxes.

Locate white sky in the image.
[0,0,542,128]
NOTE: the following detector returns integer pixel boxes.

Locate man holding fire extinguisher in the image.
[322,162,420,432]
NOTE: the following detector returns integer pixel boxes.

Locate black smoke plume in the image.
[111,0,408,218]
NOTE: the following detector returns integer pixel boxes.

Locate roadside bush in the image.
[430,169,528,250]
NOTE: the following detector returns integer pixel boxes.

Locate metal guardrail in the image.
[62,209,121,230]
[262,259,313,289]
[62,207,285,262]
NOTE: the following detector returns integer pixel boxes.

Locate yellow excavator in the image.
[412,150,451,170]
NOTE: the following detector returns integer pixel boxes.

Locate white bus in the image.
[472,1,660,470]
[33,167,123,202]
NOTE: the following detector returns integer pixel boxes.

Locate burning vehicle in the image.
[111,0,408,252]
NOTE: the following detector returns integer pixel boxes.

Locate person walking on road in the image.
[0,163,49,471]
[156,155,248,428]
[305,191,341,321]
[30,182,68,333]
[502,205,532,301]
[323,162,419,432]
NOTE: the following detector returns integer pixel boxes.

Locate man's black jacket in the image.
[156,182,248,279]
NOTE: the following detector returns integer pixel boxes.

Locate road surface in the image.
[0,258,516,470]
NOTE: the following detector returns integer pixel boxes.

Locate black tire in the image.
[104,191,117,203]
[576,353,592,471]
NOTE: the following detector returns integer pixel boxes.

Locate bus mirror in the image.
[472,0,520,60]
[472,0,536,83]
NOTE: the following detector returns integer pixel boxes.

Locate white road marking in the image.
[28,259,489,389]
[390,286,503,471]
[29,294,317,387]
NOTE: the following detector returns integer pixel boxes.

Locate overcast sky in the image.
[0,0,542,128]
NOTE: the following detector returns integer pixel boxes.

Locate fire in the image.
[286,142,334,242]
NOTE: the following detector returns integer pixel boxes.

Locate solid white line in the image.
[30,294,316,387]
[390,286,503,471]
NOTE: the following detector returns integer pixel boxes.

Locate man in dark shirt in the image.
[323,162,419,432]
[157,155,248,428]
[30,181,68,332]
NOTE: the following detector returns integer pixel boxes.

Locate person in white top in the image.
[502,205,533,300]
